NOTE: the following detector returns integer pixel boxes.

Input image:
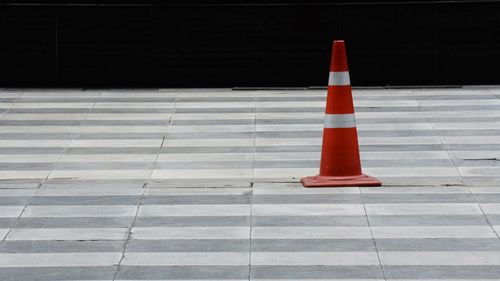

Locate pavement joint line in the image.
[248,188,254,281]
[361,190,388,281]
[112,182,148,281]
[469,188,500,240]
[44,91,99,181]
[0,182,42,247]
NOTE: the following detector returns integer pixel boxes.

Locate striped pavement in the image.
[0,87,500,280]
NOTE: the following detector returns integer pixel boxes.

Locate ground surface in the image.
[1,87,500,280]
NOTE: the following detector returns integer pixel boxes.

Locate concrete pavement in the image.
[1,87,500,280]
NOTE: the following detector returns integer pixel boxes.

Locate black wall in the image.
[2,1,500,87]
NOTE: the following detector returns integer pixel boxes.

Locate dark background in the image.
[2,1,500,87]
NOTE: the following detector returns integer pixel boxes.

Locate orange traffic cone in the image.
[301,40,381,188]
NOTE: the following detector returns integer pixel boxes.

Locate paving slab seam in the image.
[45,92,100,181]
[468,188,500,240]
[361,194,388,281]
[0,182,42,247]
[248,90,257,281]
[112,182,148,281]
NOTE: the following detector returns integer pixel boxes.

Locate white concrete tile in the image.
[459,167,500,177]
[365,203,482,216]
[0,253,122,267]
[0,189,36,196]
[254,152,320,161]
[0,170,51,180]
[363,167,460,177]
[361,151,451,160]
[252,227,372,239]
[440,136,500,144]
[252,204,365,216]
[255,138,321,146]
[251,252,379,265]
[469,187,500,194]
[0,154,61,163]
[361,186,469,194]
[0,140,70,148]
[158,153,253,162]
[173,113,255,120]
[138,205,250,217]
[0,113,87,120]
[478,204,500,215]
[0,126,79,133]
[379,251,500,265]
[357,123,434,131]
[86,113,171,120]
[176,102,254,108]
[433,122,500,130]
[256,124,322,132]
[10,102,95,109]
[131,227,250,240]
[59,154,157,163]
[70,139,163,148]
[94,102,174,108]
[371,226,496,238]
[6,228,129,241]
[0,206,25,218]
[22,205,137,217]
[145,188,251,196]
[122,252,249,266]
[359,137,441,145]
[49,170,152,180]
[167,125,254,133]
[418,99,500,106]
[0,229,10,240]
[253,168,316,180]
[256,112,324,119]
[36,187,144,196]
[165,139,254,147]
[76,126,167,134]
[151,169,253,179]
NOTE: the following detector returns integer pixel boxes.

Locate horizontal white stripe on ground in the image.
[324,113,356,128]
[365,203,483,216]
[253,252,379,266]
[252,226,496,239]
[328,71,351,86]
[131,227,250,240]
[6,228,129,241]
[22,206,138,217]
[379,251,500,265]
[0,253,122,267]
[122,252,249,266]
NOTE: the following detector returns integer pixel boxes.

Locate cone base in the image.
[301,174,381,188]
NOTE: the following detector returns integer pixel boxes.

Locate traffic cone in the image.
[301,40,381,188]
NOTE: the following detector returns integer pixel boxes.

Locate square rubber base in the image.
[301,174,381,188]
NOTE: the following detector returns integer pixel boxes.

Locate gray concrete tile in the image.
[383,265,500,279]
[126,239,249,252]
[252,239,375,252]
[0,266,116,281]
[116,265,249,279]
[143,195,251,205]
[250,265,384,279]
[252,216,368,227]
[368,215,488,226]
[376,238,500,251]
[30,195,142,205]
[0,240,125,253]
[15,217,135,228]
[134,216,250,227]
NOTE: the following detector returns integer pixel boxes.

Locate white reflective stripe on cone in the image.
[324,113,357,128]
[328,71,351,86]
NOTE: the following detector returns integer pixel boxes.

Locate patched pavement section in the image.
[1,88,500,280]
